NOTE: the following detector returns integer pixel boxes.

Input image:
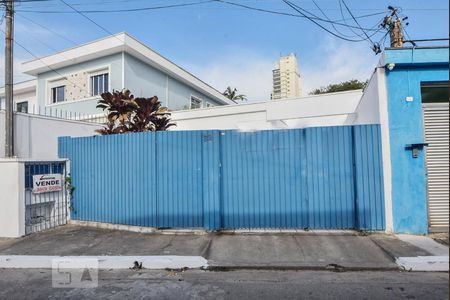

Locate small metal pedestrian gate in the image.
[423,103,449,232]
[24,161,68,234]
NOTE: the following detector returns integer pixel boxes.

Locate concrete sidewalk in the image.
[0,225,440,271]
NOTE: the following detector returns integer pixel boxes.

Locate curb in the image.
[0,255,208,270]
[206,265,401,272]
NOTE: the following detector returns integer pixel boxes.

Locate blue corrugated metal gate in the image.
[59,125,385,231]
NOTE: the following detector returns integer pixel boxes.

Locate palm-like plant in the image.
[96,90,176,135]
[223,87,247,101]
[96,90,138,134]
[131,96,176,132]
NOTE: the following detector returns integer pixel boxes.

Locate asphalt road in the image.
[0,269,447,300]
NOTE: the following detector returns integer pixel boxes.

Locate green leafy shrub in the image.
[96,89,176,135]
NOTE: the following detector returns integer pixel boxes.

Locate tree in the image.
[223,86,247,101]
[309,79,368,95]
[96,89,176,135]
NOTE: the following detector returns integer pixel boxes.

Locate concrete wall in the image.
[124,53,220,110]
[0,159,25,237]
[0,111,101,159]
[171,90,367,131]
[353,71,381,125]
[0,80,38,112]
[384,47,449,234]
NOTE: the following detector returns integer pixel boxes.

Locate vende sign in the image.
[32,174,63,194]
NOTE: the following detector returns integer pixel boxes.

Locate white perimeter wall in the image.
[0,89,383,159]
[171,90,376,131]
[0,160,24,237]
[0,111,101,159]
[351,70,381,125]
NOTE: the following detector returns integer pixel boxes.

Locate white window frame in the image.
[16,101,29,113]
[190,95,203,109]
[45,65,111,107]
[88,67,110,97]
[51,85,66,104]
[46,76,67,105]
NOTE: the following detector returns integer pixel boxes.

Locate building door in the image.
[422,83,449,232]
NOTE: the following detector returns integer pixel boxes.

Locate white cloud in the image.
[185,48,274,102]
[184,40,379,101]
[301,39,379,94]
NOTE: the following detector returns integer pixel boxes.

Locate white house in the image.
[0,32,234,116]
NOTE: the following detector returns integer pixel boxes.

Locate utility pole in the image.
[390,18,403,48]
[382,6,404,48]
[4,0,14,157]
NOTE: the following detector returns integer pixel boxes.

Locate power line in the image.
[0,27,91,95]
[214,0,382,32]
[15,0,216,13]
[16,12,78,45]
[58,0,132,49]
[341,0,376,46]
[58,0,116,36]
[282,0,378,42]
[13,0,387,33]
[405,38,450,42]
[337,0,366,40]
[311,0,360,39]
[13,0,449,11]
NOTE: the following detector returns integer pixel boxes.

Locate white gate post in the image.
[0,158,25,237]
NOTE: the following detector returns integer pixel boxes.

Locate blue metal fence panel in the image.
[305,126,355,229]
[353,125,386,230]
[221,129,307,229]
[156,131,204,228]
[59,133,157,226]
[202,131,221,230]
[58,124,386,231]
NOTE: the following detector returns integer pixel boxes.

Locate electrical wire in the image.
[214,0,382,32]
[14,0,385,34]
[16,12,78,45]
[282,0,378,42]
[337,0,366,40]
[15,0,216,13]
[0,27,92,95]
[59,0,115,37]
[341,0,376,46]
[311,0,361,39]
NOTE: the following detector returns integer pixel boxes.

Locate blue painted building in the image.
[0,32,234,115]
[363,46,449,234]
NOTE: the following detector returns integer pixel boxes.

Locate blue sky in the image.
[2,0,449,100]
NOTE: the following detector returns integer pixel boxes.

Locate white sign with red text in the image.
[32,174,63,194]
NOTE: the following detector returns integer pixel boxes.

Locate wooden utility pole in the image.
[390,18,403,48]
[4,0,14,157]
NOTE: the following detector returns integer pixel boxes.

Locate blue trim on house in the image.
[385,47,449,234]
[385,47,449,66]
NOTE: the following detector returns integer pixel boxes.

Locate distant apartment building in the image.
[272,53,302,100]
[0,32,234,116]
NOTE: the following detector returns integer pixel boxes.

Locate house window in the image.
[205,102,213,108]
[51,86,65,103]
[190,96,202,109]
[16,101,28,113]
[421,82,449,103]
[90,73,109,96]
